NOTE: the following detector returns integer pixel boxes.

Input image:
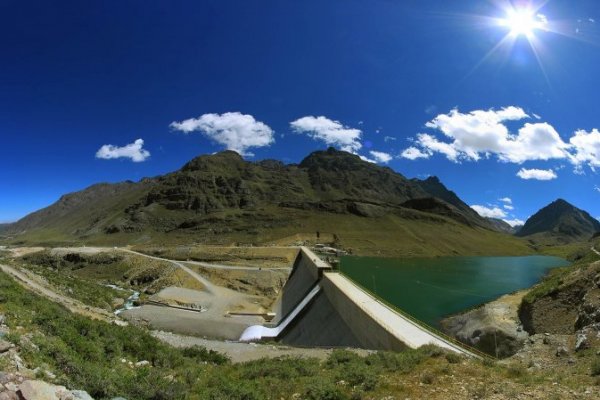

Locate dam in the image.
[240,247,482,357]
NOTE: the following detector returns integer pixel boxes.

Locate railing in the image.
[332,270,494,360]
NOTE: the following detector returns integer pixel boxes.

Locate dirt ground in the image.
[152,330,372,363]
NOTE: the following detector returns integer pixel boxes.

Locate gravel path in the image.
[152,330,371,363]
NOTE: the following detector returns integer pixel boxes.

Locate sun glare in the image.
[500,9,546,38]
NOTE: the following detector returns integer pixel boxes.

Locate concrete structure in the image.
[240,247,482,358]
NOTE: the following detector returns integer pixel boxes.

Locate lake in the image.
[339,255,570,328]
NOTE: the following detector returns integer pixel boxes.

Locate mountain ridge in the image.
[3,148,533,256]
[516,198,600,243]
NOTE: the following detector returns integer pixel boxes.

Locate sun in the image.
[499,8,546,38]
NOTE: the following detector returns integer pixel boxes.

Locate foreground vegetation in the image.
[0,265,456,399]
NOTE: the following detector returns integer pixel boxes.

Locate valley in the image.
[1,150,600,399]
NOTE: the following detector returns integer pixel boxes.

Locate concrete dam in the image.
[240,247,480,357]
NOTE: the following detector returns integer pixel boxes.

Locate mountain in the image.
[516,199,600,242]
[486,218,518,234]
[4,148,530,256]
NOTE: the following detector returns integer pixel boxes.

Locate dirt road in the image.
[0,263,118,323]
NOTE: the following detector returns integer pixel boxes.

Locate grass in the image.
[1,256,598,399]
[522,245,600,305]
[12,250,206,309]
[0,268,451,400]
[4,204,535,258]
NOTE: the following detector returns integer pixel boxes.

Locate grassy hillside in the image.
[1,259,599,399]
[5,206,533,257]
[2,149,528,257]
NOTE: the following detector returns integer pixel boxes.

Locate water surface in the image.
[339,255,570,327]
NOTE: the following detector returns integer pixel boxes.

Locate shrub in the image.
[445,352,461,364]
[591,357,600,376]
[303,381,348,400]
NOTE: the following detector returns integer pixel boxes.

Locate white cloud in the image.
[595,185,600,193]
[503,218,525,227]
[400,146,431,160]
[410,107,571,164]
[290,116,362,153]
[96,139,150,162]
[358,155,376,163]
[569,129,600,171]
[516,168,558,180]
[170,112,274,156]
[384,136,397,142]
[499,197,512,204]
[369,150,393,164]
[471,205,507,219]
[503,204,514,210]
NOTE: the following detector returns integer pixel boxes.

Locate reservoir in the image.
[339,255,570,328]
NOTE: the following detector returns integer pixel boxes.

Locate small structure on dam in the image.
[240,247,481,357]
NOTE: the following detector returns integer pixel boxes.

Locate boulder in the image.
[0,339,12,353]
[575,333,588,351]
[71,391,94,400]
[18,380,70,400]
[0,391,19,400]
[555,346,569,357]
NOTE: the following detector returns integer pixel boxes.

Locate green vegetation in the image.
[522,245,600,305]
[13,250,204,310]
[3,149,536,258]
[0,269,451,399]
[591,357,600,376]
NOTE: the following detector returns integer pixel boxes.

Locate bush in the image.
[365,348,430,373]
[303,381,348,400]
[591,357,600,376]
[445,352,462,364]
[326,349,362,367]
[240,356,318,380]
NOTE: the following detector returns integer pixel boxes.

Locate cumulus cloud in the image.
[569,129,600,171]
[96,139,150,162]
[170,112,274,156]
[402,106,600,174]
[290,116,362,153]
[412,107,571,163]
[503,204,514,210]
[499,197,512,204]
[471,205,507,219]
[400,146,431,160]
[369,150,393,164]
[516,168,558,180]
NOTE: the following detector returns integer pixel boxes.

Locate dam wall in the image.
[243,248,481,357]
[271,247,330,324]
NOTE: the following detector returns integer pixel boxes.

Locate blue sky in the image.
[1,0,600,224]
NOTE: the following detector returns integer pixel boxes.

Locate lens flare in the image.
[499,9,547,38]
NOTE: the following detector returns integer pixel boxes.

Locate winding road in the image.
[119,248,217,295]
[0,262,117,323]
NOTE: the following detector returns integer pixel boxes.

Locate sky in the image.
[1,0,600,225]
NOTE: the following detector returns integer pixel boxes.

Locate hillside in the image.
[486,218,519,234]
[3,148,530,256]
[516,199,600,243]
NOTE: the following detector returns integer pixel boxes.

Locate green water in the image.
[339,255,570,328]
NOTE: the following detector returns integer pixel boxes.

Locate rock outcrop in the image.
[441,291,529,358]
